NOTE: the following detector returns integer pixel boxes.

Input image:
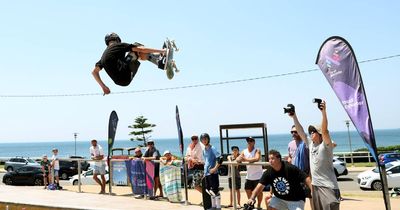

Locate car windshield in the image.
[372,163,394,173]
[26,159,36,163]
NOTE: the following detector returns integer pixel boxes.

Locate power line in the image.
[1,54,399,98]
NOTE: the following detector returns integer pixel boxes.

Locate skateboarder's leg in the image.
[147,53,165,69]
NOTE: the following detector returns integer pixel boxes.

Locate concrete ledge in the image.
[0,185,201,210]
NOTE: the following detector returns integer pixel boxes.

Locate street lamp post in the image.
[74,133,78,156]
[345,120,354,166]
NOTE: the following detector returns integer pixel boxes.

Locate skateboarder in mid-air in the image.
[92,33,169,95]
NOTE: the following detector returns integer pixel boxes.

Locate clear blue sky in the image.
[0,1,399,143]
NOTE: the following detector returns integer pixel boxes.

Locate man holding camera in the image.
[288,100,340,210]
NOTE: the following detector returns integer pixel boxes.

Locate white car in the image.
[333,156,348,177]
[69,169,109,185]
[357,161,400,190]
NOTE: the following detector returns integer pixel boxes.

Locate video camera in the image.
[312,98,323,110]
[283,104,295,115]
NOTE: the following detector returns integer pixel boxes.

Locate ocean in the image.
[0,129,399,159]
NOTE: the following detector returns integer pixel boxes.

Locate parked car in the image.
[56,158,91,180]
[358,161,400,190]
[69,169,109,185]
[69,156,91,171]
[2,165,43,186]
[379,152,400,165]
[4,157,40,172]
[333,156,348,177]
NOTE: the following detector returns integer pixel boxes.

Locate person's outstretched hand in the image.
[102,86,111,95]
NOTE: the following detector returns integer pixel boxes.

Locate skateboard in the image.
[163,38,179,80]
[201,177,212,210]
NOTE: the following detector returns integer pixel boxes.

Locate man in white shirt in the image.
[90,139,106,194]
[51,148,61,189]
[237,137,263,210]
[185,135,204,193]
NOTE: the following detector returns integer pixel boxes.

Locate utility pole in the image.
[74,133,78,156]
[345,120,354,166]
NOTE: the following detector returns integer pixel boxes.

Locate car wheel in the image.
[4,177,12,185]
[34,178,43,186]
[372,180,383,191]
[61,173,68,180]
[73,180,78,185]
[6,167,13,172]
[334,169,339,177]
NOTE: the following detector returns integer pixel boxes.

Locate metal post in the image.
[183,161,189,205]
[231,162,237,210]
[109,159,113,195]
[78,159,82,193]
[73,133,78,156]
[345,121,354,166]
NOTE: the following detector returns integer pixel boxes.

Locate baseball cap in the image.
[163,150,171,156]
[308,124,322,135]
[246,137,255,142]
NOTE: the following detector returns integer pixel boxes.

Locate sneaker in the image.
[134,195,144,199]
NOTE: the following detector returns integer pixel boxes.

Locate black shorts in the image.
[244,179,259,191]
[205,173,220,193]
[228,177,241,190]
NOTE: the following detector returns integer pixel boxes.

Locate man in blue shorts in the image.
[201,133,223,210]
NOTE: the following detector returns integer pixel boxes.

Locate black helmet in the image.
[200,133,210,141]
[105,33,121,46]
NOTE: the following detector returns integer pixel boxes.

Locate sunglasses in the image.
[291,131,298,134]
[309,131,317,135]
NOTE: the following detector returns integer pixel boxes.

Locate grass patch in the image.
[352,162,376,167]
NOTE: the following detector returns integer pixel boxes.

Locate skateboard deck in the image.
[163,38,178,80]
[202,177,212,210]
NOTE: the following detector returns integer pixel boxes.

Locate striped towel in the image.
[160,161,182,202]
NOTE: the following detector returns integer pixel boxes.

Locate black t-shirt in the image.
[143,147,161,173]
[259,161,307,201]
[95,42,133,86]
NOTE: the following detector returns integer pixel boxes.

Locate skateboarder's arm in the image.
[92,66,110,95]
[131,46,166,54]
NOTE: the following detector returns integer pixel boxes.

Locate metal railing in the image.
[66,158,269,210]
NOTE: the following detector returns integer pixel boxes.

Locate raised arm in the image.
[290,112,307,143]
[320,101,333,146]
[92,66,110,95]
